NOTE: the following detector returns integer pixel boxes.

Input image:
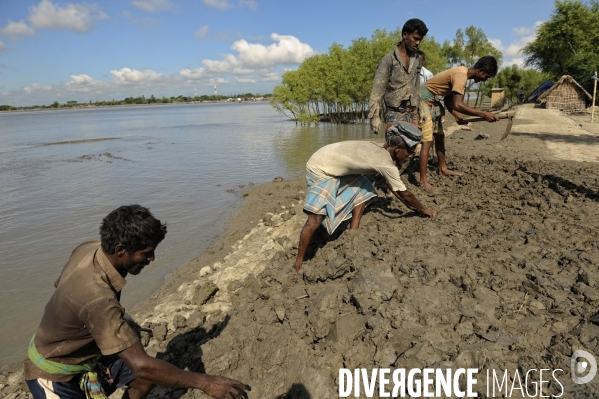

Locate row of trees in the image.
[482,65,552,104]
[272,0,599,123]
[0,93,270,111]
[270,25,505,124]
[522,0,599,98]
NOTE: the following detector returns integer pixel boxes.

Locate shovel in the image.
[462,111,515,140]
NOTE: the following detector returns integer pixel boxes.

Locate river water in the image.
[0,102,372,367]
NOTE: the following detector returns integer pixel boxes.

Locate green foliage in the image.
[270,28,449,124]
[443,26,503,68]
[419,36,447,74]
[522,0,599,95]
[441,26,503,104]
[483,65,550,102]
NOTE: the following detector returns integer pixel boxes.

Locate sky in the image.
[0,0,560,106]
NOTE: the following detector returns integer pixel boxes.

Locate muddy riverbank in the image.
[3,105,599,398]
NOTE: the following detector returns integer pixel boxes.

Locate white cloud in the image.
[2,33,303,105]
[506,57,526,68]
[260,71,280,82]
[110,67,162,84]
[202,0,257,10]
[491,21,543,68]
[195,25,209,40]
[239,0,257,10]
[122,10,162,29]
[513,27,533,36]
[28,0,108,33]
[69,74,96,85]
[131,0,174,13]
[66,74,108,92]
[0,41,7,53]
[0,20,36,37]
[23,83,53,93]
[488,38,504,52]
[235,77,255,84]
[181,33,314,86]
[179,67,206,80]
[202,54,251,74]
[232,33,316,69]
[203,0,232,10]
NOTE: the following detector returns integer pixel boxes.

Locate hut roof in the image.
[538,75,592,103]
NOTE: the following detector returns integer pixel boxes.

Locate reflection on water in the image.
[0,102,373,367]
[274,123,372,173]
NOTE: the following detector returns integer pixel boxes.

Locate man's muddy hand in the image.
[421,208,436,218]
[203,375,250,399]
[452,112,467,125]
[370,114,381,134]
[292,261,303,273]
[483,111,499,122]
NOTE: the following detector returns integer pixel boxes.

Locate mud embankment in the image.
[140,124,599,398]
[2,108,599,399]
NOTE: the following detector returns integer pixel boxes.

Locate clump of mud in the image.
[70,153,130,163]
[142,150,599,398]
[3,120,599,399]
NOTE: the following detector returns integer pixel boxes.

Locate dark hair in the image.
[402,19,428,36]
[387,134,407,149]
[100,205,167,254]
[473,56,498,77]
[418,50,426,57]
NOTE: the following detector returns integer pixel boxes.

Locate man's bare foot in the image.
[292,262,302,273]
[419,181,437,191]
[439,168,463,177]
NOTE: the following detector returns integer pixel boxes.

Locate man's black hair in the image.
[473,56,498,77]
[387,134,407,149]
[418,50,426,57]
[402,19,428,36]
[100,204,167,254]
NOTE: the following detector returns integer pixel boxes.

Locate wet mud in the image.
[3,109,599,399]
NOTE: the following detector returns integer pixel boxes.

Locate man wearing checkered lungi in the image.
[367,19,428,136]
[292,124,435,272]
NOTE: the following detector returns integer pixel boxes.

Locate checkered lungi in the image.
[303,169,377,234]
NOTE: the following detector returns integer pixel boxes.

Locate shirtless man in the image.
[419,56,500,190]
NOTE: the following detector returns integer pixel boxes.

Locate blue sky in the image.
[0,0,559,106]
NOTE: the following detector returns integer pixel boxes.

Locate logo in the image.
[571,350,597,384]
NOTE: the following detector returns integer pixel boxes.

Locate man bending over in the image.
[24,205,249,399]
[293,123,435,272]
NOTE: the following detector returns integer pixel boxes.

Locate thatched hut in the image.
[537,75,592,113]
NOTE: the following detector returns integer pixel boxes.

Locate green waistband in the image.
[420,85,435,102]
[28,335,94,375]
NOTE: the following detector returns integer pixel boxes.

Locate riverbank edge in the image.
[0,172,309,393]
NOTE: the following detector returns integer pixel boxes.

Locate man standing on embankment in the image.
[368,18,428,134]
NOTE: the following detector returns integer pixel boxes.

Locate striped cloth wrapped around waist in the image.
[28,335,107,399]
[303,169,376,235]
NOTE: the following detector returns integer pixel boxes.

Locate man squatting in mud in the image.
[418,56,500,190]
[368,18,428,135]
[292,125,435,272]
[24,205,250,399]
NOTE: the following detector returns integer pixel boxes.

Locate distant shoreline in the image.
[0,98,271,113]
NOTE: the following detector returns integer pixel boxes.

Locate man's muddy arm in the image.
[386,183,435,217]
[368,58,391,133]
[119,341,250,398]
[445,92,498,122]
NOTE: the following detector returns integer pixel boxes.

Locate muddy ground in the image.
[2,106,599,399]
